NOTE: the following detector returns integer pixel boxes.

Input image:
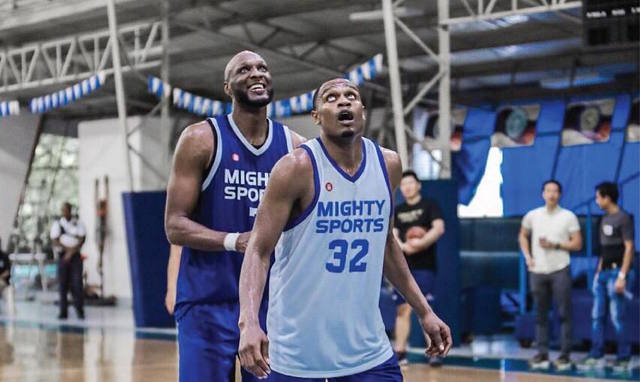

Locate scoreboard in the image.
[583,0,640,46]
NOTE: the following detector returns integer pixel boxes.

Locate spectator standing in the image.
[519,180,582,370]
[578,182,635,372]
[393,170,445,366]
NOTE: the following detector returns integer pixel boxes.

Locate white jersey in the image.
[268,137,394,378]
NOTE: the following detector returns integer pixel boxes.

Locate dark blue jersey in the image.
[175,114,293,319]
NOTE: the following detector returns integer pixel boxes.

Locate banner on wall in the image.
[412,107,467,151]
[626,97,639,142]
[561,98,614,146]
[491,104,539,148]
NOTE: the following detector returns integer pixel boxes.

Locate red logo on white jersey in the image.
[325,182,333,192]
[232,153,240,162]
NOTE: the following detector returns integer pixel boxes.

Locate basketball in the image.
[406,226,427,240]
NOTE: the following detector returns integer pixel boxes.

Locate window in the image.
[458,147,503,217]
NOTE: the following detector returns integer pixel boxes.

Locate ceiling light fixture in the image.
[349,7,425,22]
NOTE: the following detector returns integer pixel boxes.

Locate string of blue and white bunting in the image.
[147,53,383,119]
[148,76,172,100]
[172,87,231,117]
[1,55,382,119]
[346,54,383,86]
[0,100,20,117]
[29,71,107,114]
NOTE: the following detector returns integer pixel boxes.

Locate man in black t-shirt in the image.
[579,182,635,372]
[392,170,445,365]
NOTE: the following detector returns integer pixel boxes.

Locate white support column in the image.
[437,0,452,179]
[381,0,409,169]
[161,0,171,175]
[107,0,134,191]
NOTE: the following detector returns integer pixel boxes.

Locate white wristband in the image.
[223,232,240,252]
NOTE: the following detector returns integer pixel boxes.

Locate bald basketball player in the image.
[238,78,451,380]
[165,50,304,382]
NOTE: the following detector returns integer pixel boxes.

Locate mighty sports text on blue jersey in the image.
[223,168,270,202]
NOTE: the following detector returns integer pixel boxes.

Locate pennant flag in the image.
[0,100,20,117]
[29,72,107,114]
[148,75,172,99]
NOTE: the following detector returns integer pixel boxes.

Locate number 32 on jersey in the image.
[326,239,369,273]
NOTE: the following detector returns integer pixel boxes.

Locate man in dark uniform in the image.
[50,202,86,319]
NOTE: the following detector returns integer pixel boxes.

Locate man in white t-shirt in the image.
[519,180,582,371]
[50,202,86,320]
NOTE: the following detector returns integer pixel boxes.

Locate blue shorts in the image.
[177,301,269,382]
[393,269,435,305]
[269,354,402,381]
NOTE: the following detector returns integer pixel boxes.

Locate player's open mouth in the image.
[248,83,267,94]
[338,110,354,123]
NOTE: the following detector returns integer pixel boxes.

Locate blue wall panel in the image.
[502,101,564,216]
[619,142,640,244]
[122,191,174,328]
[554,95,629,214]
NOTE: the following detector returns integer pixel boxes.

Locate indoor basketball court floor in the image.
[0,302,638,382]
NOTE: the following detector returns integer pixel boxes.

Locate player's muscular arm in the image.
[380,149,429,314]
[165,122,246,251]
[238,148,312,378]
[380,148,452,357]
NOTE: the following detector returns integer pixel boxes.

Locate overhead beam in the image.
[0,0,154,32]
[171,18,390,95]
[442,0,582,25]
[400,48,639,83]
[453,75,639,105]
[0,20,163,96]
[165,17,578,71]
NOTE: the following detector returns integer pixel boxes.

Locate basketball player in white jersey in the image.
[238,78,451,380]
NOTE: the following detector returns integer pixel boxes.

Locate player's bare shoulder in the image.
[273,146,313,181]
[178,120,214,152]
[378,146,403,188]
[268,146,314,197]
[174,120,215,168]
[290,130,307,148]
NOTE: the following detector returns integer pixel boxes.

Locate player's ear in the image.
[311,109,320,125]
[362,105,366,121]
[223,82,231,98]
